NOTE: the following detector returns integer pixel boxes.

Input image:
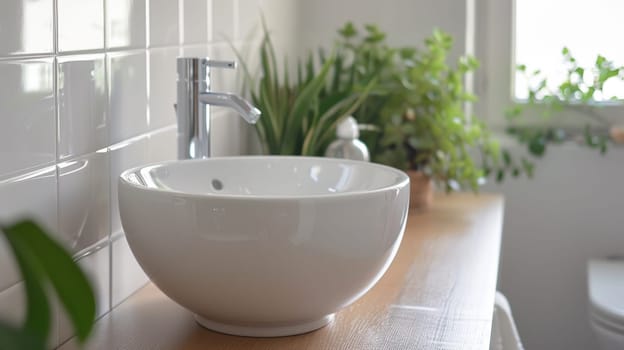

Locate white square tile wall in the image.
[0,58,56,177]
[57,55,108,159]
[58,152,110,254]
[106,0,147,49]
[148,48,178,129]
[108,51,148,143]
[212,0,236,41]
[0,0,298,347]
[0,0,54,56]
[148,0,179,47]
[109,135,149,238]
[111,236,149,307]
[57,0,105,52]
[182,0,212,44]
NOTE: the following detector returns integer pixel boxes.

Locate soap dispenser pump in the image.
[325,116,370,161]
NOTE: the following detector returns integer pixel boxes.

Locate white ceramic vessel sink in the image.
[118,156,410,337]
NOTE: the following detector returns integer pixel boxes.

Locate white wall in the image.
[483,143,624,350]
[0,0,298,347]
[296,0,469,64]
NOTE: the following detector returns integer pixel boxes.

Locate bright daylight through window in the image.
[514,0,624,101]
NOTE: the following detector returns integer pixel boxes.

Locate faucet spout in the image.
[199,92,261,124]
[176,57,262,160]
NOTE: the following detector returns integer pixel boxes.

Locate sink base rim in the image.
[194,313,335,337]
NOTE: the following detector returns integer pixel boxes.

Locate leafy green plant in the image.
[232,21,373,156]
[235,21,528,192]
[507,47,624,157]
[0,220,96,350]
[330,23,409,154]
[332,24,523,192]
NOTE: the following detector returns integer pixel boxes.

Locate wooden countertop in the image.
[60,193,504,350]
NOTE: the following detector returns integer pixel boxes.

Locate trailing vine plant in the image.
[507,47,624,157]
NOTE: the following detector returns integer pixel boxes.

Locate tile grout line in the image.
[52,0,61,346]
[0,45,179,62]
[207,0,213,42]
[102,0,114,324]
[179,0,185,45]
[145,0,150,49]
[233,0,239,41]
[146,50,151,127]
[0,42,245,63]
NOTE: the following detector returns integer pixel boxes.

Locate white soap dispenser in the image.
[325,116,370,161]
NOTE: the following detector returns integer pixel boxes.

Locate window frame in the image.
[474,0,624,131]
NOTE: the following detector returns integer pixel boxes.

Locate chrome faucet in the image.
[176,57,261,159]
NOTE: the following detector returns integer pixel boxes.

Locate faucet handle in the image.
[205,60,236,69]
[177,57,236,82]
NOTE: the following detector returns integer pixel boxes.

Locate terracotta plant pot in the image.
[406,170,434,210]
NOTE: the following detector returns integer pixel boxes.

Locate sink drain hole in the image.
[211,179,223,191]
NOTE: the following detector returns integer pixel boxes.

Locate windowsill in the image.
[490,128,624,153]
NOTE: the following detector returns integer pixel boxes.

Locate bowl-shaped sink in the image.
[118,156,410,337]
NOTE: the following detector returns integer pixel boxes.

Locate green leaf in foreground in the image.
[2,224,51,345]
[2,220,96,343]
[0,324,46,350]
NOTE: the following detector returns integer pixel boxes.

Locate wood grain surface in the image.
[60,193,504,350]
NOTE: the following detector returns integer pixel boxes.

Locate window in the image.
[475,0,624,127]
[515,0,624,100]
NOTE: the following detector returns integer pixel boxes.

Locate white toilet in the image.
[588,259,624,350]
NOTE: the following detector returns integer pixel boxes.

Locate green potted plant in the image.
[331,24,522,209]
[237,22,524,209]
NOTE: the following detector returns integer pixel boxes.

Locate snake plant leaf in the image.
[234,21,376,157]
[331,52,344,95]
[283,54,335,152]
[2,220,96,343]
[302,95,354,155]
[259,85,280,150]
[316,79,377,148]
